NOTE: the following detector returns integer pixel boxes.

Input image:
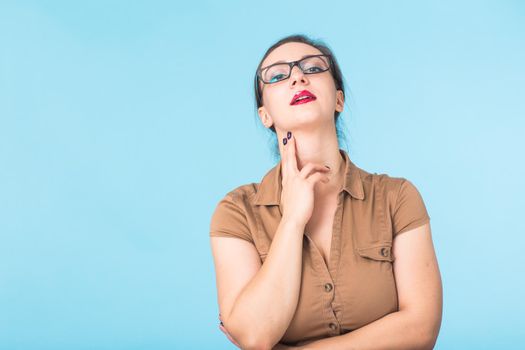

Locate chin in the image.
[293,108,326,120]
[287,114,327,130]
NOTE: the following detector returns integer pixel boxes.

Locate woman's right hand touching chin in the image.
[279,131,330,230]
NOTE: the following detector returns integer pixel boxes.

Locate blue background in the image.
[1,1,524,349]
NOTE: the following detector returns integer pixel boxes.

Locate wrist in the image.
[281,216,306,233]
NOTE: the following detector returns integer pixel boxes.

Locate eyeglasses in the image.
[256,54,332,84]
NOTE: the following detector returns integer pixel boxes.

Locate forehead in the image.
[261,42,324,68]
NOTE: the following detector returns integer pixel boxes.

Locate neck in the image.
[278,123,345,195]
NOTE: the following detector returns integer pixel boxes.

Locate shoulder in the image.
[357,166,413,202]
[356,166,430,236]
[357,166,428,214]
[218,183,258,207]
[209,183,259,242]
[211,183,261,223]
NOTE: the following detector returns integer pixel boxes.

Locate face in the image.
[257,42,344,133]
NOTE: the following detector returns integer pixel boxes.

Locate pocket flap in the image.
[357,243,394,262]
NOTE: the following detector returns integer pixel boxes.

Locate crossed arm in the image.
[219,223,442,350]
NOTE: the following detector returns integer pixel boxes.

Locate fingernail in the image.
[325,165,331,169]
[287,131,292,139]
[220,321,224,326]
[283,137,287,145]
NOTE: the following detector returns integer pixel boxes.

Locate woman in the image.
[209,34,442,350]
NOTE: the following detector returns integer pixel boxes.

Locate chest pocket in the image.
[356,242,394,262]
[351,186,395,263]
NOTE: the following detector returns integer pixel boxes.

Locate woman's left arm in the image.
[294,222,443,350]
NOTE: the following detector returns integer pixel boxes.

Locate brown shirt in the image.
[209,148,431,345]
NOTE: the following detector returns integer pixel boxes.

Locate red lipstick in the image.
[290,90,317,105]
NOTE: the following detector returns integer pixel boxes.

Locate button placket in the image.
[328,193,344,281]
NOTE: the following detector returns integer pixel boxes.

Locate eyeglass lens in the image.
[261,55,330,84]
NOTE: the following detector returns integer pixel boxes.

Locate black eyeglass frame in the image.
[256,54,333,85]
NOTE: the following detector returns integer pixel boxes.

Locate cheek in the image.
[314,79,337,105]
[328,94,338,108]
[265,89,291,113]
[316,91,337,111]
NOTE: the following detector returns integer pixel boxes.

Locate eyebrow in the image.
[263,54,317,68]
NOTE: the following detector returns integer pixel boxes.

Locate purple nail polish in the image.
[287,131,292,139]
[283,137,287,145]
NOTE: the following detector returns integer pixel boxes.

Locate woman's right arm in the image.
[211,216,305,350]
[211,132,330,350]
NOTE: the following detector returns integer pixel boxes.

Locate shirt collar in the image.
[253,148,365,207]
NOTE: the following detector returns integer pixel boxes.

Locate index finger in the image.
[282,131,297,177]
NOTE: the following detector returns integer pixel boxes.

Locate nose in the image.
[289,64,308,86]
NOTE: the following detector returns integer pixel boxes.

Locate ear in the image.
[257,106,274,129]
[335,90,344,113]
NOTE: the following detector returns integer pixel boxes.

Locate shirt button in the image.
[324,283,333,292]
[329,323,337,331]
[380,247,389,257]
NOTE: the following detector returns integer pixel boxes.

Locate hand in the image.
[280,131,330,228]
[218,313,241,348]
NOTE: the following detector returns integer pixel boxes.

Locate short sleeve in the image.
[392,179,431,237]
[209,192,254,244]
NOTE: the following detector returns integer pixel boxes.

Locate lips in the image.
[290,90,317,105]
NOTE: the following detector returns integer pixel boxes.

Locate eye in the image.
[269,74,286,83]
[305,66,323,73]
